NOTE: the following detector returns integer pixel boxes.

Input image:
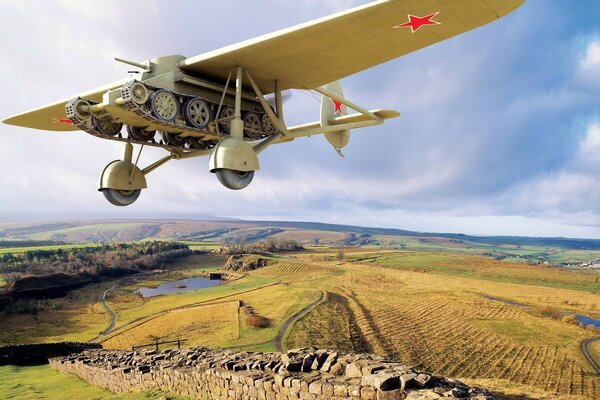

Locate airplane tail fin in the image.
[320,81,350,152]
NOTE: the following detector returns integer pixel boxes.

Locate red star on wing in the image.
[52,118,73,125]
[331,99,343,115]
[394,12,441,33]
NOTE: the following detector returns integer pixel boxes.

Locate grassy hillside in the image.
[0,365,192,400]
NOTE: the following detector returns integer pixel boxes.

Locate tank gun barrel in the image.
[115,57,152,72]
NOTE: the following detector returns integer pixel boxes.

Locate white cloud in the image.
[579,123,600,155]
[580,40,600,75]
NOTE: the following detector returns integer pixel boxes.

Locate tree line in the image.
[0,242,192,287]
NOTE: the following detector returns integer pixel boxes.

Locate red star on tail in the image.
[395,12,441,33]
[332,99,343,115]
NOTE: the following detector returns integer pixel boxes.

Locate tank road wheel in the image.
[92,116,123,137]
[66,98,93,123]
[128,82,150,105]
[161,131,187,147]
[261,113,276,135]
[127,125,156,142]
[218,106,235,134]
[102,189,142,207]
[183,98,212,129]
[243,112,262,140]
[187,137,212,150]
[215,169,255,190]
[150,90,179,122]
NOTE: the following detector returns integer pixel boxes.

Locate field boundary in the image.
[275,290,325,352]
[89,285,117,343]
[100,282,282,343]
[581,338,600,375]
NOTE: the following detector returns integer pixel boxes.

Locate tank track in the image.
[66,97,186,153]
[66,80,272,152]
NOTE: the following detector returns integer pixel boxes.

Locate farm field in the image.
[1,245,599,400]
[267,251,600,400]
[0,242,100,254]
[102,300,241,350]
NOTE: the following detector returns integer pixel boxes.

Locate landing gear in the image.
[215,169,255,190]
[102,188,142,207]
[99,143,147,207]
[150,89,179,122]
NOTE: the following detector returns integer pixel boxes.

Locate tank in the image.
[65,55,276,152]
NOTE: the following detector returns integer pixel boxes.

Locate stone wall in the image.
[50,347,495,400]
[0,342,101,366]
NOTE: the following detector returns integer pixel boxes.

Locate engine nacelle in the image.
[320,81,351,150]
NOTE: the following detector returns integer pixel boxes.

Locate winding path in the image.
[90,286,117,342]
[581,338,600,375]
[274,291,325,352]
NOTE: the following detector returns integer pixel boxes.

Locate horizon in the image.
[2,214,600,241]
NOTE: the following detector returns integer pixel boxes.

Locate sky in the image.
[0,0,599,238]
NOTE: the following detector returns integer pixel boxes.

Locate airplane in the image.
[3,0,525,207]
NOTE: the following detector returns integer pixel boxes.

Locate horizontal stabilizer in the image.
[289,109,400,137]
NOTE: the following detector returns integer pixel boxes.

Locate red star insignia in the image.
[331,99,343,115]
[394,12,441,33]
[52,118,73,125]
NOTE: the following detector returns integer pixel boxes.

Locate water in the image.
[136,276,222,298]
[574,315,600,329]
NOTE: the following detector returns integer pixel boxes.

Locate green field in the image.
[364,251,600,292]
[0,365,192,400]
[0,243,102,255]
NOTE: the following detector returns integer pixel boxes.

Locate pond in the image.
[573,315,600,329]
[136,276,223,298]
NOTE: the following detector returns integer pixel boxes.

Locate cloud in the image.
[1,0,600,237]
[580,40,600,76]
[579,123,600,156]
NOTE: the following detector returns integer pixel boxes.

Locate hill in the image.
[1,219,600,267]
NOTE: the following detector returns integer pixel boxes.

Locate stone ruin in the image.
[223,255,269,272]
[50,347,495,399]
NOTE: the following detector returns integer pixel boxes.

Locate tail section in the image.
[320,81,350,153]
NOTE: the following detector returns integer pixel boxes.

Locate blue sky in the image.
[1,0,599,237]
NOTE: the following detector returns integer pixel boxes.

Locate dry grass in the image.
[286,292,355,353]
[285,251,600,399]
[0,285,110,345]
[102,301,240,350]
[250,259,340,281]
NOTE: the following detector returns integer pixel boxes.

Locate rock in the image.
[362,373,400,391]
[301,354,314,372]
[400,373,417,391]
[346,362,364,378]
[320,352,338,372]
[414,373,431,388]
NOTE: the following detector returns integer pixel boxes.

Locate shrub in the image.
[246,314,270,329]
